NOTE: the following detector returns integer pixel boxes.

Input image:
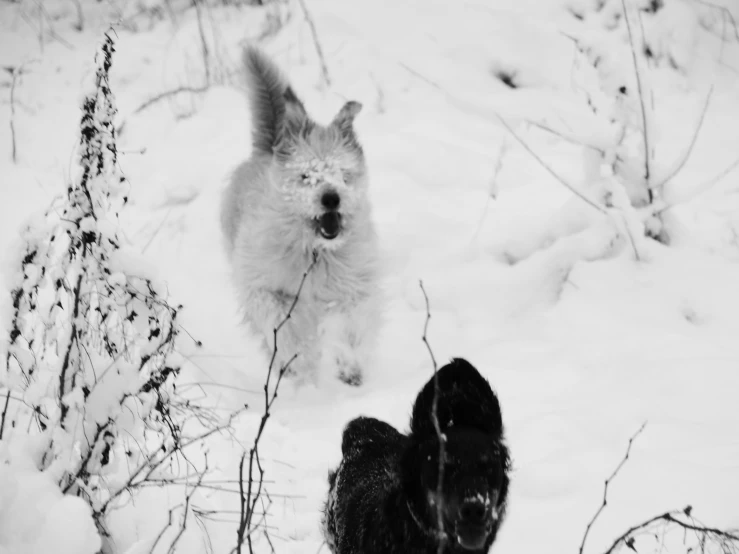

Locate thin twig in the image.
[8,66,19,163]
[691,0,739,42]
[602,508,739,554]
[142,208,173,254]
[235,253,318,554]
[495,113,608,215]
[526,120,606,155]
[419,280,446,553]
[97,413,241,511]
[653,85,714,189]
[296,0,331,87]
[657,155,739,214]
[131,86,209,116]
[0,390,11,440]
[5,63,34,163]
[617,212,641,262]
[192,0,211,85]
[580,422,647,554]
[167,461,207,554]
[149,506,177,554]
[621,0,651,198]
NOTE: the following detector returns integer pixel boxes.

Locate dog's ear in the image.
[331,101,363,137]
[277,86,310,144]
[409,358,503,439]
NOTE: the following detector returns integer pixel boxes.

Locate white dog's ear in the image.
[280,86,310,140]
[331,101,363,135]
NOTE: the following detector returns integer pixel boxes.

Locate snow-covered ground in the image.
[1,0,739,552]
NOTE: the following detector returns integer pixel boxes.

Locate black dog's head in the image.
[403,358,510,552]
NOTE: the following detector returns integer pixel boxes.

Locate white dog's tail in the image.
[242,46,307,155]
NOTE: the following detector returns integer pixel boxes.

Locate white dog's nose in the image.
[321,190,341,210]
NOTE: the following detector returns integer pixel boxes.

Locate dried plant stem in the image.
[419,280,446,553]
[0,391,10,440]
[602,508,739,554]
[296,0,331,87]
[495,113,607,215]
[657,155,739,215]
[6,64,31,164]
[192,0,211,84]
[654,86,714,190]
[620,0,651,199]
[132,85,209,116]
[579,422,647,554]
[235,253,318,554]
[526,120,606,156]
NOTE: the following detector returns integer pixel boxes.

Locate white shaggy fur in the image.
[221,47,381,385]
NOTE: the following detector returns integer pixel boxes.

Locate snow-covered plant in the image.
[0,30,219,551]
[561,0,724,242]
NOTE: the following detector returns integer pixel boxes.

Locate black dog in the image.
[323,358,510,553]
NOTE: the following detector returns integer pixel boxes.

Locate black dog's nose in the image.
[459,501,486,524]
[321,191,341,210]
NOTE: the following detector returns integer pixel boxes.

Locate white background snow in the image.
[1,0,738,552]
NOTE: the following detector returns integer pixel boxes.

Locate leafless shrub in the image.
[1,29,234,552]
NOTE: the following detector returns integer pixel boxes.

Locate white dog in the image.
[221,47,380,385]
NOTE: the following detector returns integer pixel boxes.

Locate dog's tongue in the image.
[319,212,341,239]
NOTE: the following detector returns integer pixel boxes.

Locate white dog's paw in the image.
[336,358,363,386]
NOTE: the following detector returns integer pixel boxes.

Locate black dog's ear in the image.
[342,416,403,457]
[331,100,362,137]
[410,358,503,439]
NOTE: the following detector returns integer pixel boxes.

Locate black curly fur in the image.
[323,358,510,554]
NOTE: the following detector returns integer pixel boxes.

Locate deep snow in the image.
[1,0,739,553]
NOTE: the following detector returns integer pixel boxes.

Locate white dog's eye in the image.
[341,169,354,183]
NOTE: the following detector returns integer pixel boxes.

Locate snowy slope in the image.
[1,0,739,553]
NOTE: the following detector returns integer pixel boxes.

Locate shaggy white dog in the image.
[221,47,380,385]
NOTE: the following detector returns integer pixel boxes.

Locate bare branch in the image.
[0,390,11,440]
[419,280,446,553]
[494,113,608,215]
[70,0,84,31]
[166,460,207,554]
[657,155,739,215]
[419,281,438,373]
[296,0,331,87]
[654,86,714,190]
[621,0,651,196]
[691,0,739,42]
[192,0,211,85]
[602,507,739,554]
[234,253,318,554]
[149,506,177,554]
[580,422,647,554]
[131,86,209,116]
[5,63,35,163]
[526,120,606,156]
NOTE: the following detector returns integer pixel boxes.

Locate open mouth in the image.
[317,212,342,240]
[454,522,491,551]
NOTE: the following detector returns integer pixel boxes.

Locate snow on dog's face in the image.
[413,427,508,551]
[273,98,368,249]
[434,427,507,551]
